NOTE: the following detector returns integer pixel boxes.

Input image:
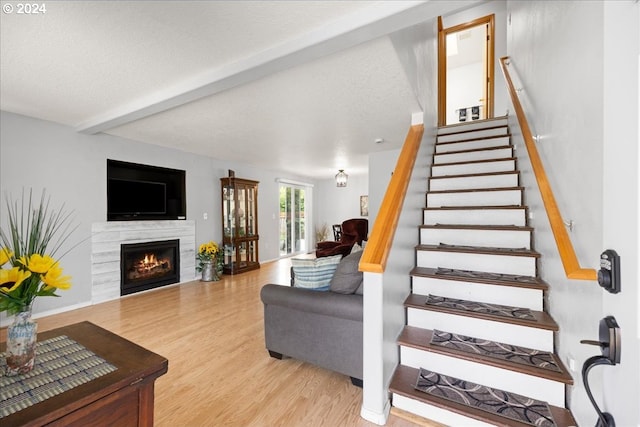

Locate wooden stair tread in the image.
[420,224,533,232]
[436,125,508,138]
[428,186,523,195]
[436,134,511,146]
[398,326,573,384]
[424,205,525,210]
[410,266,548,290]
[416,243,540,258]
[438,116,508,130]
[433,145,513,157]
[432,157,517,168]
[429,170,519,180]
[390,365,577,427]
[405,293,558,330]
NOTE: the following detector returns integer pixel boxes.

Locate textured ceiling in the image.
[0,1,445,179]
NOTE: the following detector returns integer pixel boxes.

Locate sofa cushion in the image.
[330,250,363,294]
[291,254,342,291]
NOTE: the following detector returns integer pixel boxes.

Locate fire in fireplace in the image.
[120,239,180,295]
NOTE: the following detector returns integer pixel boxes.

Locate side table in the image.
[1,321,168,427]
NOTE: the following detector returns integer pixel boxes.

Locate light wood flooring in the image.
[1,258,428,427]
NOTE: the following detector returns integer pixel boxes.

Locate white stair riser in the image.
[407,308,554,351]
[438,118,509,135]
[420,228,531,249]
[427,190,522,208]
[434,147,513,164]
[436,136,510,153]
[430,173,518,191]
[437,127,508,143]
[424,208,526,226]
[412,277,543,311]
[417,250,536,276]
[432,159,515,176]
[400,347,565,406]
[392,394,493,427]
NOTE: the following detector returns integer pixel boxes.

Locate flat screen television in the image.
[108,178,167,215]
[107,159,186,221]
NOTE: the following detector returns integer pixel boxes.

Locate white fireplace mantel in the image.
[91,220,196,303]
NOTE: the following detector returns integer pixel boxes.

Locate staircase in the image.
[389,117,577,426]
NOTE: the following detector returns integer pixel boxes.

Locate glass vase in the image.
[201,260,220,282]
[5,304,38,376]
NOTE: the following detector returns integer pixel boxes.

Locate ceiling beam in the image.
[76,0,479,135]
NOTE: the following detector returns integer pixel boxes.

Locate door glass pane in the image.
[294,188,305,253]
[279,184,307,256]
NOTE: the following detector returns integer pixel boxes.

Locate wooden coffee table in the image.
[0,321,168,427]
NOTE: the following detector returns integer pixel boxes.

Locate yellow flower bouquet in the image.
[0,190,77,314]
[196,241,221,272]
[0,189,77,374]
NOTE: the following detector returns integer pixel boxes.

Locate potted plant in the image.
[0,190,77,375]
[196,241,222,281]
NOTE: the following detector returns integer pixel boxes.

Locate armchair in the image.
[316,218,368,258]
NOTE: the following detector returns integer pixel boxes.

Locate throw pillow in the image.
[330,250,363,294]
[291,254,342,291]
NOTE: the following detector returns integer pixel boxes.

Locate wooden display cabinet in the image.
[221,177,260,274]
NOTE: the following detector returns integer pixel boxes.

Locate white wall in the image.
[314,174,369,242]
[0,111,314,320]
[447,61,484,123]
[507,1,639,425]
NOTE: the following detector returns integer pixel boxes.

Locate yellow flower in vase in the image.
[0,247,13,266]
[0,267,32,293]
[25,254,57,274]
[196,241,221,273]
[43,265,72,290]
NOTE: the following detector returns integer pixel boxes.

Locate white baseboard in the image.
[0,279,195,327]
[360,399,391,425]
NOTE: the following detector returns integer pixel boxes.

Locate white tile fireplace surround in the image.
[91,220,196,303]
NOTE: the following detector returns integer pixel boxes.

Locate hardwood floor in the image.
[1,258,425,427]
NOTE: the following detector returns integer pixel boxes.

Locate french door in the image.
[279,184,307,256]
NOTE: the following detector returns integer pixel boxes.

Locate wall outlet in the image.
[567,354,576,372]
[203,212,208,220]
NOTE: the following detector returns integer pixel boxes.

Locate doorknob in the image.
[580,316,621,427]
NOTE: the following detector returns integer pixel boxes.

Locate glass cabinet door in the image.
[223,186,235,238]
[247,187,256,236]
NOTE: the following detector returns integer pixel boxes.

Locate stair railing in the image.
[500,56,596,281]
[359,124,424,273]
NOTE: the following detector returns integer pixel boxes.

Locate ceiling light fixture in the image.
[335,169,348,187]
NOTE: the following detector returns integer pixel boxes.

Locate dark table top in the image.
[1,321,168,427]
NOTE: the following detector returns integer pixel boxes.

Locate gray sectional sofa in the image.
[260,250,363,386]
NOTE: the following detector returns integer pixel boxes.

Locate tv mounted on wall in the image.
[107,159,186,221]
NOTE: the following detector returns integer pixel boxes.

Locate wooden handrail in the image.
[360,124,424,273]
[500,56,596,281]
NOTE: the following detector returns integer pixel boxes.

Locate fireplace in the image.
[120,239,180,295]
